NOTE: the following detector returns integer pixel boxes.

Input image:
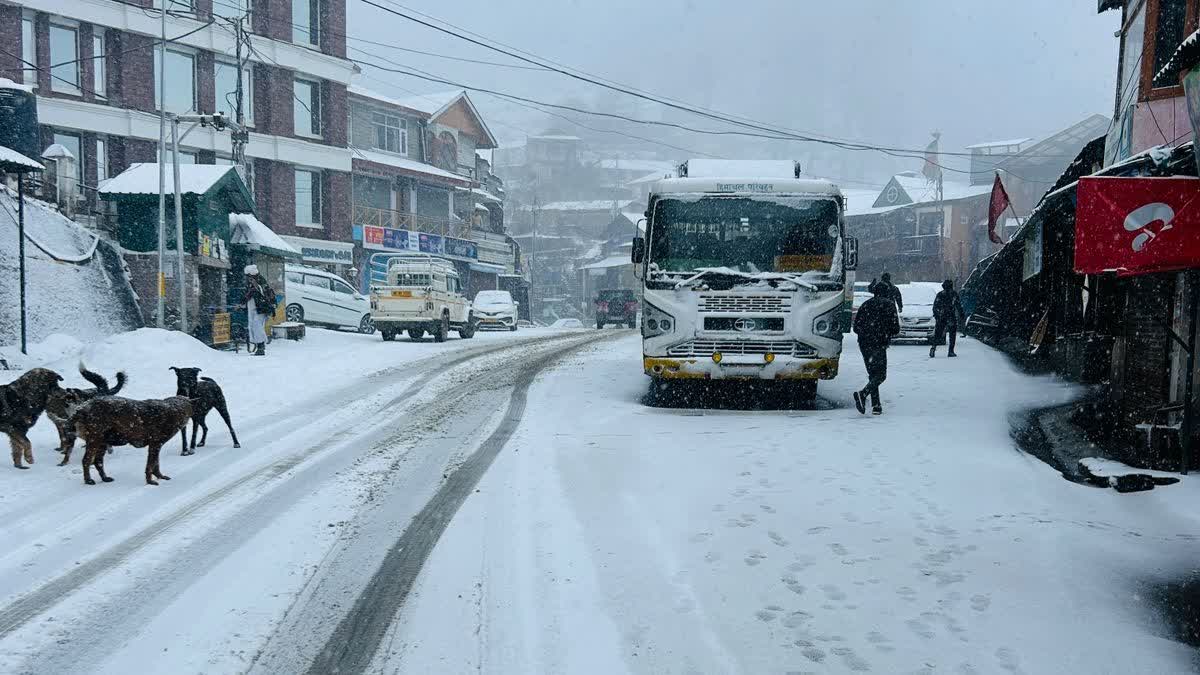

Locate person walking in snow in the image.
[929,279,966,358]
[852,282,900,416]
[878,271,904,313]
[242,264,275,356]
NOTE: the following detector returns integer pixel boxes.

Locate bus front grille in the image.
[698,295,790,313]
[667,340,818,358]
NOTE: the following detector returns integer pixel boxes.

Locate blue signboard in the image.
[419,233,443,254]
[444,237,477,259]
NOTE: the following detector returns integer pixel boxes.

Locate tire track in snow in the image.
[0,332,591,640]
[305,331,622,675]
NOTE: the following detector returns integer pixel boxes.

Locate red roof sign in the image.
[1074,176,1200,276]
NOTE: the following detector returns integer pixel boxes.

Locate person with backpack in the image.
[852,282,901,415]
[929,279,966,358]
[242,264,276,356]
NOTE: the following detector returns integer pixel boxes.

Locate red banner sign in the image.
[1075,176,1200,276]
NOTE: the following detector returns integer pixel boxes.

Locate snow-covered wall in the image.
[0,188,142,347]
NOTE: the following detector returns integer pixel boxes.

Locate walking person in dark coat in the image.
[929,279,966,358]
[878,272,904,313]
[852,282,901,415]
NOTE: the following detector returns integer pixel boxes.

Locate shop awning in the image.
[229,213,302,259]
[1075,176,1200,276]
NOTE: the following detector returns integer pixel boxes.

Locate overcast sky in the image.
[348,0,1120,185]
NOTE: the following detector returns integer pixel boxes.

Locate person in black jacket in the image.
[929,279,966,358]
[852,282,901,415]
[879,272,904,313]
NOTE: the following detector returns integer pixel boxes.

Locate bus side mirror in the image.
[846,237,859,271]
[631,237,645,264]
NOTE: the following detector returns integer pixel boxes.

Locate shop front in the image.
[358,223,506,296]
[278,234,357,279]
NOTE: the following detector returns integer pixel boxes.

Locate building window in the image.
[155,48,197,113]
[214,0,249,19]
[93,30,106,99]
[49,24,81,95]
[21,16,35,86]
[95,138,108,182]
[214,60,253,125]
[293,77,321,137]
[295,168,322,227]
[51,132,82,188]
[1152,0,1190,78]
[293,0,321,47]
[371,112,406,154]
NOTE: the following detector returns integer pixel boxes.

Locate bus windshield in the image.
[648,196,840,275]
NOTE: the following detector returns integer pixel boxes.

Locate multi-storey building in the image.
[0,0,356,268]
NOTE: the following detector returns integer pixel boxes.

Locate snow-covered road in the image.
[2,329,1199,674]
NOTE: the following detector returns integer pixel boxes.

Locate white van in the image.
[284,264,374,334]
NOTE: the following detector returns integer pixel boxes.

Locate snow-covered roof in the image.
[542,199,634,211]
[892,172,991,204]
[0,77,34,94]
[685,159,798,179]
[347,83,432,117]
[597,158,676,173]
[99,163,238,196]
[580,255,632,270]
[965,138,1032,150]
[628,171,669,185]
[390,89,465,117]
[229,213,301,258]
[41,144,75,161]
[471,187,502,203]
[473,202,489,211]
[351,147,472,186]
[0,145,44,172]
[530,135,582,141]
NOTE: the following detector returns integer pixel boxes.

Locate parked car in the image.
[369,255,474,342]
[596,289,639,329]
[851,280,871,322]
[893,282,941,343]
[473,290,519,331]
[284,264,374,334]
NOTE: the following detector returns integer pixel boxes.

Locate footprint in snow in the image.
[760,504,777,514]
[906,617,935,639]
[995,647,1024,673]
[801,647,826,663]
[756,607,779,622]
[829,543,849,556]
[782,610,812,628]
[831,646,871,672]
[744,550,767,566]
[806,526,829,535]
[819,584,847,601]
[971,594,991,612]
[689,532,713,543]
[769,531,789,547]
[704,551,722,564]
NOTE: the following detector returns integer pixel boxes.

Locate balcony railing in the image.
[353,203,463,238]
[899,234,943,256]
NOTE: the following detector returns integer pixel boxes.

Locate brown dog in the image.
[0,367,64,469]
[71,396,192,485]
[47,365,127,464]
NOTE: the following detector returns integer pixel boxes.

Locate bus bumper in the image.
[644,355,839,381]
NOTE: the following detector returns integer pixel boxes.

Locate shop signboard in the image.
[279,235,355,266]
[1075,176,1200,276]
[198,233,228,262]
[211,312,231,345]
[363,225,479,263]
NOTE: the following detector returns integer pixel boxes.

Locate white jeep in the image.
[370,255,475,342]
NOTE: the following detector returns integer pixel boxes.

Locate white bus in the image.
[631,160,857,400]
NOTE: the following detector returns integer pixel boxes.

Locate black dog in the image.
[47,364,127,464]
[169,367,240,455]
[1,368,63,469]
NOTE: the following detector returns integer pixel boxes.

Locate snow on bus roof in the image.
[686,159,798,179]
[651,176,842,198]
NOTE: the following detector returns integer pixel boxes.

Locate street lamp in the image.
[0,146,45,354]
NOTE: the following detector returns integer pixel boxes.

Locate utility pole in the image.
[231,15,248,174]
[156,2,168,328]
[530,190,539,323]
[171,119,187,332]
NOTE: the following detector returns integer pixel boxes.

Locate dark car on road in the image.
[596,289,638,329]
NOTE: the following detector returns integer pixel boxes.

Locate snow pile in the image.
[0,190,141,347]
[0,333,84,369]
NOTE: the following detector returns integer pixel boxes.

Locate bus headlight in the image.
[812,307,843,339]
[643,304,675,338]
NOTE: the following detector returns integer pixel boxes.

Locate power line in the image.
[355,0,1074,162]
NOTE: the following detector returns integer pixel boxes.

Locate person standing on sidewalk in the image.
[852,282,900,415]
[878,272,904,313]
[929,279,966,358]
[242,265,275,356]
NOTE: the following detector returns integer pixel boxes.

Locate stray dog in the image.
[47,364,127,465]
[0,367,63,469]
[71,396,192,485]
[169,367,240,454]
